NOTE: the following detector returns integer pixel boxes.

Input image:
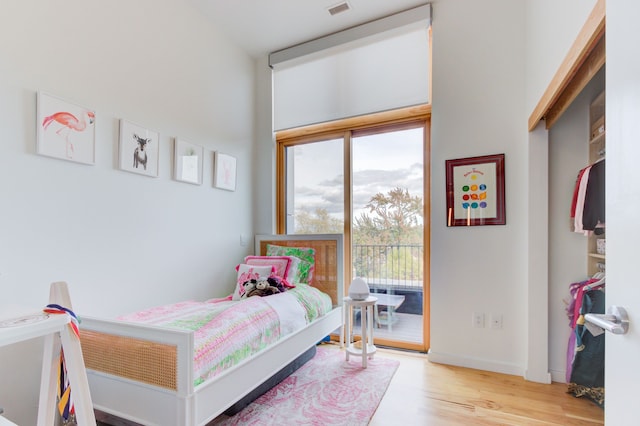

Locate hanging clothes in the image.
[582,159,605,232]
[565,279,605,407]
[570,159,605,235]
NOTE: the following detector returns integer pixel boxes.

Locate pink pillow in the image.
[244,255,297,288]
[244,256,291,279]
[233,264,274,300]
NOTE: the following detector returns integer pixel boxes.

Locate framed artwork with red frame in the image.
[445,153,506,226]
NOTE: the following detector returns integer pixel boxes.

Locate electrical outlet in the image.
[472,312,485,328]
[490,314,503,330]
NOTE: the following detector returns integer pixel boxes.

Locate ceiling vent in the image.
[328,2,351,16]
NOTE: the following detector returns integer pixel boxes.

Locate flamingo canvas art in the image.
[37,92,96,164]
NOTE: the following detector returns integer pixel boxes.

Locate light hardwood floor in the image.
[362,345,604,426]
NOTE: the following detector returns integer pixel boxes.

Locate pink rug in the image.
[212,345,399,426]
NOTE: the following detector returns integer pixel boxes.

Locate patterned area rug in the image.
[211,344,399,426]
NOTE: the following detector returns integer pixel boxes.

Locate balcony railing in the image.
[352,244,424,291]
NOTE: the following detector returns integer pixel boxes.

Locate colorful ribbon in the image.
[43,303,80,420]
[43,303,80,338]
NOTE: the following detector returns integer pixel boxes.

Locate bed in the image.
[80,234,344,426]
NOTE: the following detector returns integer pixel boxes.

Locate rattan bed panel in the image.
[259,238,339,305]
[81,329,178,391]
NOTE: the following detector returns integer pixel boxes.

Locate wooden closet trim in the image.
[528,0,605,131]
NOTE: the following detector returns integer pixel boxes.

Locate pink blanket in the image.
[119,284,332,386]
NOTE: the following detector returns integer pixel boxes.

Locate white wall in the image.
[254,57,277,234]
[525,0,598,113]
[428,0,601,380]
[524,0,599,383]
[0,1,255,424]
[428,0,528,375]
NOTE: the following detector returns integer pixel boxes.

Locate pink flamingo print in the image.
[42,110,95,159]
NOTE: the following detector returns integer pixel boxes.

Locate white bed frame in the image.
[81,234,344,426]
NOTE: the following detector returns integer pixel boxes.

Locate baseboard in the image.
[524,368,552,384]
[549,368,567,384]
[427,350,523,377]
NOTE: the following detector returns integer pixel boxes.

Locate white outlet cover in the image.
[490,314,503,329]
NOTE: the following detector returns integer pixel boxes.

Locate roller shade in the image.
[271,4,431,131]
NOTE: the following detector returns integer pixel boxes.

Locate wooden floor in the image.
[353,344,605,426]
[97,343,605,426]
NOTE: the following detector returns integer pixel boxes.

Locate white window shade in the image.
[271,5,431,131]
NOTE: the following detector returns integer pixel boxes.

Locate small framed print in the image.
[445,153,506,226]
[174,138,204,185]
[36,91,96,165]
[213,152,237,191]
[119,119,159,177]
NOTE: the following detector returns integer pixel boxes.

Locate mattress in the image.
[118,284,332,386]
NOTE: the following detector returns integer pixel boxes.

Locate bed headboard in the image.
[255,234,344,306]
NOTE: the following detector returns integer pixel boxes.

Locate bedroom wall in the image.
[0,1,255,424]
[524,0,598,114]
[427,0,528,375]
[400,0,599,379]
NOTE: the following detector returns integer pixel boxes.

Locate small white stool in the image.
[342,296,377,367]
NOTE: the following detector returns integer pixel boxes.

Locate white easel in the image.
[0,282,95,425]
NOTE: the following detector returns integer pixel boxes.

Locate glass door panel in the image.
[284,138,344,234]
[352,127,424,345]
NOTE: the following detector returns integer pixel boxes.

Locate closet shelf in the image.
[590,131,605,145]
[586,90,605,277]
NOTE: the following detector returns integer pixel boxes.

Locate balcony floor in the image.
[352,312,423,344]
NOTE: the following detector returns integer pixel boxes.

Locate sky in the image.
[290,127,424,222]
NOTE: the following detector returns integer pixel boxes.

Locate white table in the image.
[372,293,405,331]
[0,406,16,426]
[342,296,377,368]
[0,282,95,426]
[0,416,17,426]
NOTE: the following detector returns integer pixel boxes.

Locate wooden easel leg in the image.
[37,282,96,426]
[37,333,61,426]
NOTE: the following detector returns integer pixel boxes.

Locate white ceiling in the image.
[190,0,430,57]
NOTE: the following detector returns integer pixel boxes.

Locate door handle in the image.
[585,305,629,335]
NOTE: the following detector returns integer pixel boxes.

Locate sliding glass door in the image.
[351,126,424,345]
[277,113,430,351]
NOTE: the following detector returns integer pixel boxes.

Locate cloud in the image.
[293,163,424,219]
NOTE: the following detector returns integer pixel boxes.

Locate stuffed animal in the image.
[240,279,259,298]
[246,277,281,298]
[266,275,287,293]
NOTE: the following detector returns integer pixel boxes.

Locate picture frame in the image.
[213,152,237,191]
[36,91,96,165]
[445,153,506,226]
[173,138,204,185]
[118,119,159,177]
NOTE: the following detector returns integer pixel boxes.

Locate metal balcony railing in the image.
[352,244,424,291]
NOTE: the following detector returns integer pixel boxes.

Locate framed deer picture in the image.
[119,119,159,177]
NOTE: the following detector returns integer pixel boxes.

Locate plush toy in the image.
[266,275,287,293]
[240,279,259,298]
[246,277,281,298]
